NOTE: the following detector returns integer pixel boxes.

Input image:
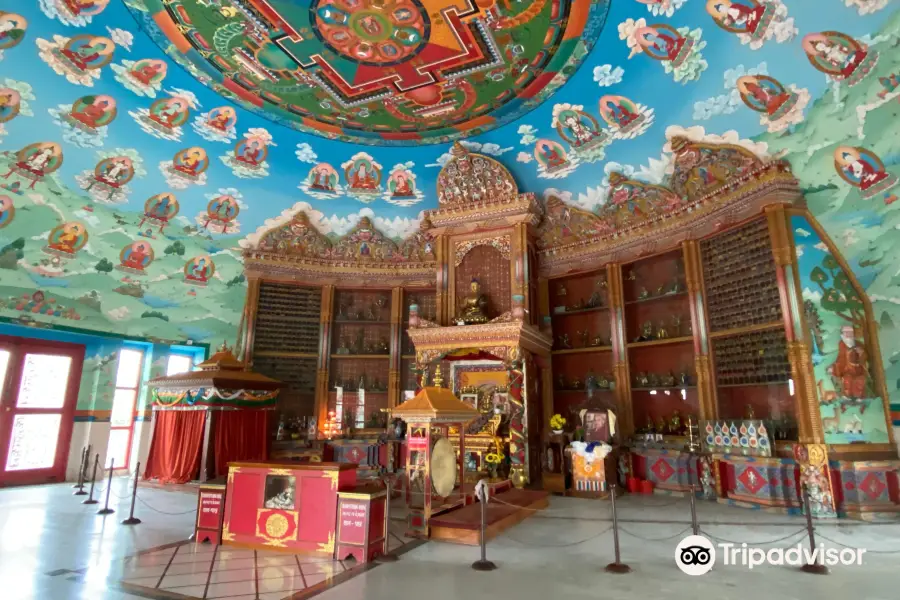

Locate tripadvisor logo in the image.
[675,534,866,574]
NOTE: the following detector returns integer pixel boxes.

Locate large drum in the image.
[430,436,457,497]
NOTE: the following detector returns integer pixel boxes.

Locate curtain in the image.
[214,410,269,478]
[143,410,206,484]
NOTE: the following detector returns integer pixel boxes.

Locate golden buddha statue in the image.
[457,278,490,324]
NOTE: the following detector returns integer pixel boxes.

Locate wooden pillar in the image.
[388,287,402,409]
[767,205,837,516]
[316,285,334,436]
[608,262,632,436]
[200,409,215,482]
[511,222,528,319]
[435,235,450,326]
[683,240,716,421]
[242,277,261,364]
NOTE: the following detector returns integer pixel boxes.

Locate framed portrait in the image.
[263,475,296,510]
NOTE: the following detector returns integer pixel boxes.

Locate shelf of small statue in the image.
[570,440,613,496]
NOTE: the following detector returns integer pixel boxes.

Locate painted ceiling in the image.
[0,1,898,354]
[132,0,609,145]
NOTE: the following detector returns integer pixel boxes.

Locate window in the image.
[105,348,144,469]
[166,354,194,376]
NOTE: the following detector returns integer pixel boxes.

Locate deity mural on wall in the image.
[50,94,117,147]
[183,255,215,287]
[383,164,424,207]
[598,95,654,139]
[130,91,198,141]
[78,155,135,203]
[112,58,167,97]
[138,192,179,233]
[36,34,114,86]
[43,221,88,259]
[3,142,64,189]
[300,162,343,200]
[202,193,240,234]
[0,87,20,123]
[705,0,796,50]
[622,20,708,83]
[0,194,14,229]
[116,240,155,276]
[342,152,382,202]
[161,146,208,188]
[534,139,577,179]
[552,104,610,163]
[192,106,237,143]
[833,146,898,205]
[0,12,28,53]
[221,129,274,178]
[792,216,890,444]
[801,31,878,87]
[736,74,809,133]
[40,0,110,27]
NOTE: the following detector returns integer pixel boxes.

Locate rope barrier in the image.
[618,525,693,542]
[133,491,197,516]
[502,526,613,548]
[814,532,900,555]
[700,527,808,547]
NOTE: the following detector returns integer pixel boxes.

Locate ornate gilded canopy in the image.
[537,135,802,276]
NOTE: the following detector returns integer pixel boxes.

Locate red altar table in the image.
[221,461,357,554]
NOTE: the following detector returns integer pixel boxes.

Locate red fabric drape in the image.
[213,410,269,477]
[144,411,206,484]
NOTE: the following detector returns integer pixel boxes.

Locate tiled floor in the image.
[3,479,900,600]
[118,524,413,599]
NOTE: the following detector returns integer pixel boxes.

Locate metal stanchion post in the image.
[122,462,142,525]
[97,458,116,515]
[689,484,699,536]
[376,475,398,563]
[73,447,87,495]
[72,447,86,489]
[83,454,100,505]
[605,484,631,574]
[471,481,497,571]
[800,485,828,575]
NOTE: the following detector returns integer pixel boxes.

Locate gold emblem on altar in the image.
[265,513,289,538]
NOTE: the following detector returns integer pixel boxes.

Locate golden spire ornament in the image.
[433,364,444,388]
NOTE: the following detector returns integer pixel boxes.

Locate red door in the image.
[0,335,84,486]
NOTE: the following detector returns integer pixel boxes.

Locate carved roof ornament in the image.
[536,137,801,275]
[597,171,686,235]
[256,210,331,257]
[668,135,764,201]
[436,142,520,206]
[332,216,399,261]
[430,143,540,230]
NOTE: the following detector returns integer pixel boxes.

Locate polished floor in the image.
[1,480,899,600]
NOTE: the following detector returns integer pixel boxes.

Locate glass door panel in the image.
[16,354,72,409]
[0,338,83,486]
[5,414,62,471]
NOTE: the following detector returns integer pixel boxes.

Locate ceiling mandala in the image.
[129,0,610,145]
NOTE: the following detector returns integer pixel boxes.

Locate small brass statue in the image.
[577,329,589,348]
[669,410,682,435]
[671,314,682,336]
[647,373,660,387]
[557,283,568,297]
[591,332,607,347]
[635,372,650,387]
[585,370,598,391]
[377,337,389,354]
[626,270,637,281]
[636,321,654,342]
[657,417,668,434]
[558,333,572,349]
[661,372,676,387]
[656,321,669,340]
[557,374,566,390]
[678,370,692,386]
[598,373,610,389]
[669,278,682,294]
[638,287,650,300]
[571,377,582,390]
[457,278,490,325]
[655,284,666,297]
[646,414,656,434]
[336,337,350,355]
[745,404,756,420]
